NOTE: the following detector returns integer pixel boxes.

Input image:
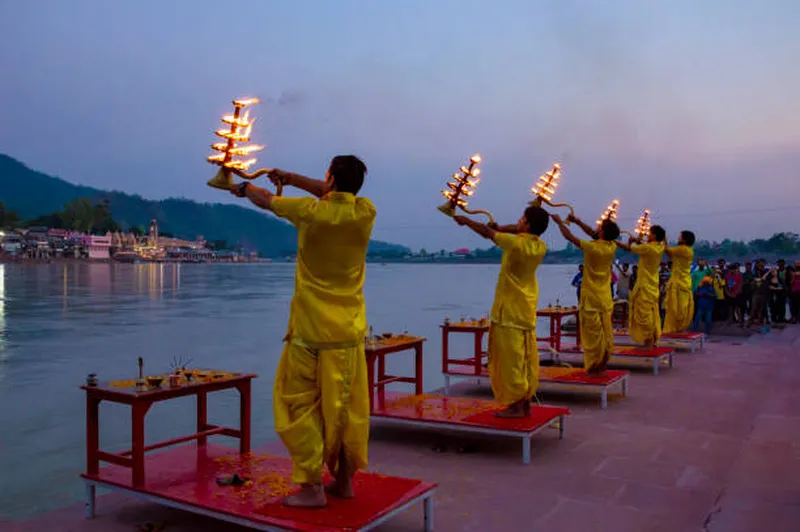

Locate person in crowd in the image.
[769,263,787,324]
[724,263,744,325]
[741,261,755,324]
[751,259,771,325]
[615,262,632,301]
[712,266,727,321]
[692,277,717,334]
[630,264,639,293]
[789,261,800,324]
[572,264,584,303]
[691,258,713,319]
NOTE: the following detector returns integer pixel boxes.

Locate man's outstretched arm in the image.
[454,215,497,240]
[230,182,274,210]
[552,214,581,247]
[568,214,598,239]
[488,222,519,234]
[267,169,327,198]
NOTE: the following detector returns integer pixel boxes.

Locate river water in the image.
[0,261,576,519]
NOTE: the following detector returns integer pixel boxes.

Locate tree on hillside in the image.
[25,198,120,234]
[0,202,21,228]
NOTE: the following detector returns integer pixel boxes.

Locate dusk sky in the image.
[1,0,799,251]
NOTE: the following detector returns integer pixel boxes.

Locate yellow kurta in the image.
[628,241,665,346]
[269,192,375,485]
[663,245,695,333]
[578,240,617,371]
[488,233,546,405]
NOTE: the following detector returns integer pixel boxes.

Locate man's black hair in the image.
[600,219,620,241]
[329,155,367,194]
[680,230,696,246]
[651,225,666,242]
[524,205,549,236]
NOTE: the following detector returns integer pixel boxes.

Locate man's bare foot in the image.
[282,484,326,508]
[325,479,355,499]
[495,402,526,418]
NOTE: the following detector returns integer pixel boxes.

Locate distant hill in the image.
[0,154,410,257]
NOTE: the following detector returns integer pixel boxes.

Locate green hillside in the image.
[0,154,409,257]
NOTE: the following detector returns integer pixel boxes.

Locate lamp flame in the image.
[596,199,620,226]
[440,154,482,209]
[633,209,652,239]
[531,163,561,202]
[207,97,264,171]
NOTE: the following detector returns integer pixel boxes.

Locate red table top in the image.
[81,371,257,402]
[365,335,425,355]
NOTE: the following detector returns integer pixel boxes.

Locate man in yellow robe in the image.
[551,214,619,375]
[664,230,696,333]
[616,226,666,346]
[453,205,549,417]
[229,155,374,508]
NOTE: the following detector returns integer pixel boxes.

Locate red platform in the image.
[370,392,568,465]
[81,443,436,532]
[555,345,676,376]
[442,365,629,409]
[613,330,706,353]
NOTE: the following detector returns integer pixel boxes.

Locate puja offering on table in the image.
[443,315,451,325]
[136,357,146,390]
[206,97,282,196]
[437,153,495,224]
[169,374,181,388]
[86,373,98,387]
[146,376,164,388]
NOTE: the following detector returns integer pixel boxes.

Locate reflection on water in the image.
[0,261,575,519]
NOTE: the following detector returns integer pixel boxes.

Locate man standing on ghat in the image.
[453,205,550,417]
[551,213,620,375]
[230,155,374,508]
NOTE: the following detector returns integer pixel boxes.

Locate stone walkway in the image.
[11,327,800,531]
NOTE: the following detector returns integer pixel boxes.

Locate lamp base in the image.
[438,201,456,217]
[207,168,234,190]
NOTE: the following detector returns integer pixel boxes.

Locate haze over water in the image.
[0,262,574,519]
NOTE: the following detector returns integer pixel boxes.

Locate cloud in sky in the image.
[1,0,798,251]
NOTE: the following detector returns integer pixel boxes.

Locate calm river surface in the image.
[0,262,576,519]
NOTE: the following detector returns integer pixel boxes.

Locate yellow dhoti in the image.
[273,339,370,485]
[488,323,539,405]
[580,309,614,372]
[663,283,694,333]
[629,288,662,346]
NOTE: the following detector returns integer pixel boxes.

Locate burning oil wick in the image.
[207,98,264,173]
[530,163,575,221]
[633,209,652,240]
[596,199,620,226]
[437,154,495,223]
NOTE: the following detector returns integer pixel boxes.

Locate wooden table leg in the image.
[414,343,424,395]
[86,395,100,476]
[197,392,208,446]
[441,327,449,375]
[238,381,251,454]
[474,331,483,375]
[131,401,151,487]
[367,353,376,413]
[377,354,386,409]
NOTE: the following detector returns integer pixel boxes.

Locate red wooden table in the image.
[537,306,581,351]
[365,336,426,412]
[441,321,489,378]
[82,371,256,489]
